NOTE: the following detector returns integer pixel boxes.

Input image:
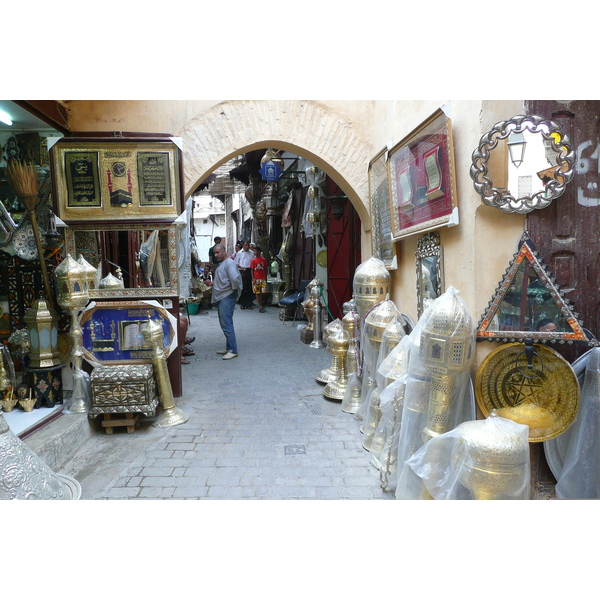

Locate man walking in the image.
[234,240,255,309]
[211,244,242,360]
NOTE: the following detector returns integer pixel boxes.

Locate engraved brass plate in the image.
[475,343,580,442]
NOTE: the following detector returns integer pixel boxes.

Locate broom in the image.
[7,160,55,309]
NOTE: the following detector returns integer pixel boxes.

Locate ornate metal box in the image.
[90,364,159,416]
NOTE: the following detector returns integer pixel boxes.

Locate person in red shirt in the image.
[250,245,268,313]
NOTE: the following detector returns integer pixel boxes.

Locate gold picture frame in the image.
[368,146,397,270]
[50,137,183,223]
[388,108,458,241]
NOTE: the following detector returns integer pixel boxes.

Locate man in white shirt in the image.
[233,240,255,309]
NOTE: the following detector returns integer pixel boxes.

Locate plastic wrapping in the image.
[395,286,476,499]
[405,413,530,500]
[370,333,412,487]
[555,348,600,499]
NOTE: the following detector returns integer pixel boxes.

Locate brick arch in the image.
[177,100,372,230]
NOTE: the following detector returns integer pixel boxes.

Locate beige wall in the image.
[64,99,528,368]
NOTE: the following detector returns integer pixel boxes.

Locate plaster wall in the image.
[64,100,527,363]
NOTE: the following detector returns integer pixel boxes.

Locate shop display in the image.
[362,315,406,452]
[316,320,343,384]
[470,114,575,214]
[308,284,326,349]
[406,412,530,500]
[368,146,397,269]
[0,408,81,499]
[90,364,159,427]
[353,257,390,322]
[55,253,91,413]
[477,232,596,346]
[554,348,600,499]
[322,326,350,401]
[388,108,458,241]
[476,342,580,443]
[50,137,183,223]
[142,318,188,428]
[416,231,444,318]
[395,287,476,500]
[65,223,179,299]
[358,297,400,422]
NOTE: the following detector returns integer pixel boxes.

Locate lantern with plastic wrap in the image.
[451,412,530,500]
[420,291,474,441]
[358,297,400,424]
[23,299,61,370]
[353,257,390,323]
[322,326,350,401]
[142,318,189,428]
[55,253,91,413]
[362,317,406,452]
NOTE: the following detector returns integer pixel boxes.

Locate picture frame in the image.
[50,137,183,223]
[368,147,397,270]
[388,108,458,241]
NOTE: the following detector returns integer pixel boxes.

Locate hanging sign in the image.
[259,160,282,182]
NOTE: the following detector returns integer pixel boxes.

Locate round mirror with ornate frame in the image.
[470,115,575,214]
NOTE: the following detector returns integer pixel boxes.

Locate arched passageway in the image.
[177,100,373,233]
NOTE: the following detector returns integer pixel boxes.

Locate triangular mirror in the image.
[478,232,597,345]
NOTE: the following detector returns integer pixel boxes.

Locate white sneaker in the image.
[222,352,238,360]
[216,349,228,355]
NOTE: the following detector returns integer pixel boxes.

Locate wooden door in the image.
[526,100,600,363]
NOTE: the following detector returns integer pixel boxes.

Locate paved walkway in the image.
[60,304,394,500]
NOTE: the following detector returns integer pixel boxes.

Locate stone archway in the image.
[177,100,373,231]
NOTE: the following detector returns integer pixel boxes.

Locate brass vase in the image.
[142,319,188,428]
[316,320,343,383]
[322,327,350,401]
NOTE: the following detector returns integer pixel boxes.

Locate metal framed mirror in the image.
[64,222,179,299]
[477,232,597,346]
[470,115,575,214]
[416,231,444,318]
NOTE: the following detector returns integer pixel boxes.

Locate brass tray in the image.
[475,343,580,442]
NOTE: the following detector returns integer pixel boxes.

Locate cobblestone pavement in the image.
[61,304,394,500]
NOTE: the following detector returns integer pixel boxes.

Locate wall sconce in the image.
[508,132,526,168]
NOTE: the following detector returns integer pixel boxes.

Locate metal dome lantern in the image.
[55,254,91,413]
[353,257,390,322]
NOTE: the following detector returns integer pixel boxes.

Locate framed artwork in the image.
[368,147,397,269]
[388,108,458,240]
[50,137,183,223]
[79,300,177,365]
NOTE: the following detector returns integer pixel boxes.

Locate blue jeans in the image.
[216,292,238,354]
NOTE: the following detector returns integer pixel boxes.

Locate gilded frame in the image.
[50,137,183,223]
[64,222,179,299]
[387,108,458,241]
[368,147,397,269]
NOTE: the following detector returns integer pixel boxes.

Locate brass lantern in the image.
[420,291,474,441]
[23,299,61,370]
[353,257,390,322]
[55,254,89,311]
[77,254,98,292]
[452,413,530,500]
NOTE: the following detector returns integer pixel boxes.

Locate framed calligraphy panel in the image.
[387,108,458,240]
[50,136,183,223]
[368,147,397,269]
